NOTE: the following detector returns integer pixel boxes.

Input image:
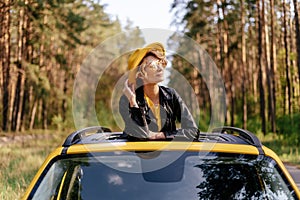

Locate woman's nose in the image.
[156,64,164,71]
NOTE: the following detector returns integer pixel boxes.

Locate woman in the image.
[119,42,199,140]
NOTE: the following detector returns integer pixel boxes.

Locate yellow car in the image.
[22,126,300,200]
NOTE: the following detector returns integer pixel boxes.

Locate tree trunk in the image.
[289,3,298,114]
[62,71,68,121]
[217,1,224,74]
[1,0,11,131]
[283,0,292,115]
[42,98,48,130]
[293,0,300,89]
[263,0,274,133]
[12,2,25,131]
[219,0,230,125]
[14,0,31,132]
[230,59,236,127]
[270,0,277,133]
[20,7,33,131]
[241,0,247,129]
[29,98,38,130]
[257,0,267,134]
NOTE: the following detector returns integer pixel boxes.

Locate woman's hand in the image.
[123,79,138,107]
[148,131,166,140]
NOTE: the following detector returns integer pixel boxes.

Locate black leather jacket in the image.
[119,85,199,140]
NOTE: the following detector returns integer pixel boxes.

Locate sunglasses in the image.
[140,59,167,72]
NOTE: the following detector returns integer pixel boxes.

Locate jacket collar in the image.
[135,85,173,107]
[159,85,172,101]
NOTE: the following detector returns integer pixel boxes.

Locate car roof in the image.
[60,126,264,155]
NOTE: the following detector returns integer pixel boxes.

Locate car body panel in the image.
[64,142,261,155]
[22,140,300,199]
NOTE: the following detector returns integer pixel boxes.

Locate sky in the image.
[101,0,175,30]
[99,0,179,84]
[100,0,179,49]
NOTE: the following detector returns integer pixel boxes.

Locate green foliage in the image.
[96,100,118,131]
[51,114,63,131]
[276,113,300,146]
[198,111,210,131]
[50,97,74,130]
[25,63,51,98]
[55,54,67,65]
[244,117,262,134]
[262,134,300,165]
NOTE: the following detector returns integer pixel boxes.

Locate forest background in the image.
[1,0,300,198]
[1,0,300,156]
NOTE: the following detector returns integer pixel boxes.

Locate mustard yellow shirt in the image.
[144,94,161,130]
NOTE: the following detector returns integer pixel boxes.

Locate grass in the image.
[258,132,300,166]
[0,129,299,199]
[0,129,70,200]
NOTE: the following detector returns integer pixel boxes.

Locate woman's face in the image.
[139,55,166,84]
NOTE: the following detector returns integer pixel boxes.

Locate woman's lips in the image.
[156,72,164,77]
